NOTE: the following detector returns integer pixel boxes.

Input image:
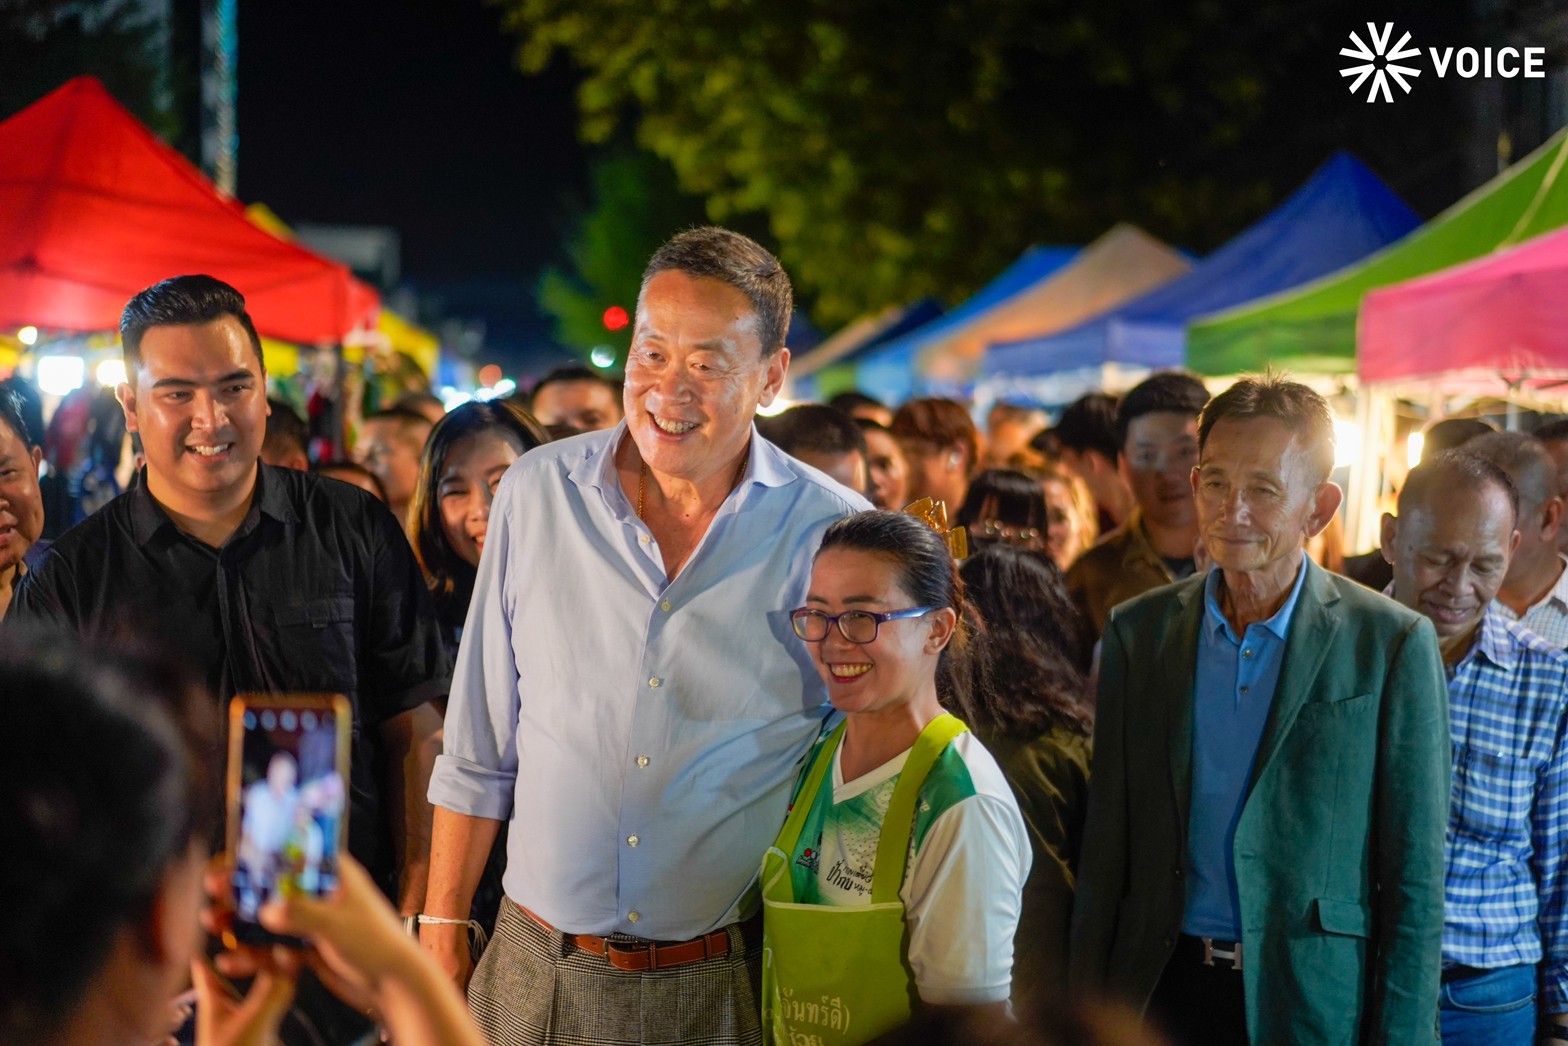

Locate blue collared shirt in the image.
[1183,553,1310,939]
[1441,602,1568,1010]
[428,424,868,939]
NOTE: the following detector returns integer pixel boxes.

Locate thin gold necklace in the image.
[636,449,749,520]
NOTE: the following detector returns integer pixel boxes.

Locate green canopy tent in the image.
[1186,128,1568,375]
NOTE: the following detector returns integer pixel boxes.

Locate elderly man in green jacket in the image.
[1070,374,1449,1045]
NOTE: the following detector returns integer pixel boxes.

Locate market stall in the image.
[0,77,378,343]
[984,152,1418,378]
[858,226,1185,400]
[1186,128,1568,375]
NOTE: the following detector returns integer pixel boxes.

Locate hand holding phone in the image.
[225,694,350,948]
[201,854,486,1046]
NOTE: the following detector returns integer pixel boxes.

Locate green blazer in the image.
[1069,559,1449,1045]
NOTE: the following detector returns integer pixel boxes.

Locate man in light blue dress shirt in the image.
[421,227,867,1046]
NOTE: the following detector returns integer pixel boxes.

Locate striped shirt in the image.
[1495,552,1568,649]
[1443,602,1568,1011]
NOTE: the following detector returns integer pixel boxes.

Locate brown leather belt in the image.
[518,903,744,973]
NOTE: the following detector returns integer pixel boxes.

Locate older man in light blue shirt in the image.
[422,228,867,1046]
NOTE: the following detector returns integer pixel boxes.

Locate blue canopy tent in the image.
[981,153,1420,378]
[789,297,945,403]
[850,245,1078,403]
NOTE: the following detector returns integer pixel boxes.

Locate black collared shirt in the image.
[9,464,451,888]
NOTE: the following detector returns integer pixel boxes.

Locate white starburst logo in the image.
[1340,23,1421,102]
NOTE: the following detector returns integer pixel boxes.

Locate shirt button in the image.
[648,677,662,688]
[627,834,639,847]
[640,535,651,544]
[661,600,672,612]
[1240,685,1250,694]
[636,755,650,768]
[1242,649,1254,659]
[628,911,641,923]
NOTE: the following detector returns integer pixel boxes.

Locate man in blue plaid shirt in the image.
[1383,451,1568,1045]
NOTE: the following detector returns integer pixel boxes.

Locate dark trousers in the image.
[1146,936,1249,1046]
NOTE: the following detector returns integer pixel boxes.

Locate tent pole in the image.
[1345,384,1391,555]
[328,342,347,461]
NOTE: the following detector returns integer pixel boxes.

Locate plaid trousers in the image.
[467,900,764,1046]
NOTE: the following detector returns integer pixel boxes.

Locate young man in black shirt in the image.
[8,273,448,928]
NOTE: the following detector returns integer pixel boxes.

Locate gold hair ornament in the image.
[902,497,969,560]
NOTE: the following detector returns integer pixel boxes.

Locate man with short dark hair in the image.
[1044,391,1131,532]
[1071,373,1449,1045]
[0,387,44,619]
[8,275,449,970]
[1344,416,1498,593]
[1539,419,1568,556]
[529,365,623,433]
[1382,451,1568,1045]
[355,405,433,527]
[1467,431,1568,648]
[423,228,867,1045]
[1066,372,1208,637]
[857,418,910,510]
[261,397,310,471]
[826,389,892,428]
[985,400,1048,468]
[890,397,978,509]
[394,389,449,426]
[757,403,869,494]
[1424,417,1497,459]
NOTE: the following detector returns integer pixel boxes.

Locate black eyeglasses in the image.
[790,606,942,644]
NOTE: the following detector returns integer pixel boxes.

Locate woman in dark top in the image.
[406,400,548,937]
[407,400,549,657]
[956,544,1095,1006]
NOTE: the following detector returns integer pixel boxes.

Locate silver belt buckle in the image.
[1201,937,1243,970]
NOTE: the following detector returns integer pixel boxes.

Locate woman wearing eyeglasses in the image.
[761,511,1030,1046]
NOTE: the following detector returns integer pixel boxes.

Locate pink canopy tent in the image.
[1359,224,1568,384]
[0,77,378,342]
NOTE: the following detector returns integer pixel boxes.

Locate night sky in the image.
[236,0,588,374]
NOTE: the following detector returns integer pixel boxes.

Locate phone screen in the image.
[226,694,350,946]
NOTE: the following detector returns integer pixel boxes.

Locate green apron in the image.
[760,713,970,1046]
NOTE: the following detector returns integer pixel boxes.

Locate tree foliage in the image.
[496,0,1462,327]
[537,145,709,361]
[0,0,173,137]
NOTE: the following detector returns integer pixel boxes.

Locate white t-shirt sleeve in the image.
[900,790,1031,1005]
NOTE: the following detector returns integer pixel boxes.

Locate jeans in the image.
[1439,963,1537,1046]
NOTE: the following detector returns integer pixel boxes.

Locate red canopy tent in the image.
[0,77,378,343]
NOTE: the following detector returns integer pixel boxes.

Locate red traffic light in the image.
[602,305,630,331]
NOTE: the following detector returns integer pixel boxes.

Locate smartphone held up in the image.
[224,693,350,947]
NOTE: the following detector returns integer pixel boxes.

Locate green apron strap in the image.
[869,713,969,904]
[773,722,846,858]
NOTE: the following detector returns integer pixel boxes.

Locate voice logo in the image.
[1340,22,1546,103]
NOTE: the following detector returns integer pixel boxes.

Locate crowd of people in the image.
[3,225,1568,1046]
